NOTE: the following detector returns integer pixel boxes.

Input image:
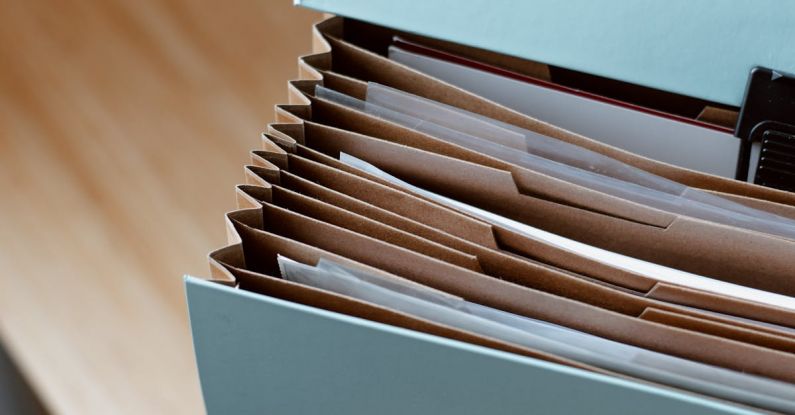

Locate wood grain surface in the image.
[0,1,320,413]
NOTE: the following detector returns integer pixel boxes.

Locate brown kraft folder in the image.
[265,95,795,299]
[248,135,795,333]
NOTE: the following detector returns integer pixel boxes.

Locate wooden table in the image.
[0,1,319,413]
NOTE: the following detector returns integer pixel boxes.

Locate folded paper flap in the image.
[252,147,289,173]
[277,168,490,253]
[243,165,279,187]
[229,209,470,297]
[250,150,272,167]
[236,186,264,210]
[304,91,510,171]
[224,211,252,245]
[209,244,246,269]
[275,146,501,248]
[312,16,342,54]
[288,79,311,106]
[696,107,738,129]
[278,160,662,295]
[650,219,795,297]
[287,79,324,106]
[318,69,368,98]
[237,230,385,283]
[304,44,332,70]
[262,145,673,297]
[269,119,795,294]
[258,203,503,298]
[289,138,514,219]
[246,150,718,309]
[490,228,658,293]
[308,17,795,207]
[262,135,291,155]
[290,79,322,97]
[256,183,485,272]
[647,282,795,331]
[274,104,309,124]
[298,60,322,85]
[237,183,272,203]
[639,308,795,353]
[226,209,264,247]
[265,125,301,151]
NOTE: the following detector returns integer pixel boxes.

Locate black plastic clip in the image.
[735,67,795,192]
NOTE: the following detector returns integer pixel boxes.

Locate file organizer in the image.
[186,2,795,413]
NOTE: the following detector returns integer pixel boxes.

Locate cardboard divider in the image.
[262,105,795,297]
[255,144,662,291]
[207,241,621,377]
[638,308,795,353]
[222,201,795,382]
[280,96,678,228]
[288,78,795,222]
[644,283,795,329]
[249,136,795,332]
[269,185,483,272]
[235,175,795,349]
[307,17,795,206]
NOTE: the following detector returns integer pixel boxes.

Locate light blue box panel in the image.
[296,0,795,106]
[185,276,756,414]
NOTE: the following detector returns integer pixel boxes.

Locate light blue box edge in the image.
[184,275,757,414]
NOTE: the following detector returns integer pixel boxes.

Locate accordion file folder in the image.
[185,2,795,413]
